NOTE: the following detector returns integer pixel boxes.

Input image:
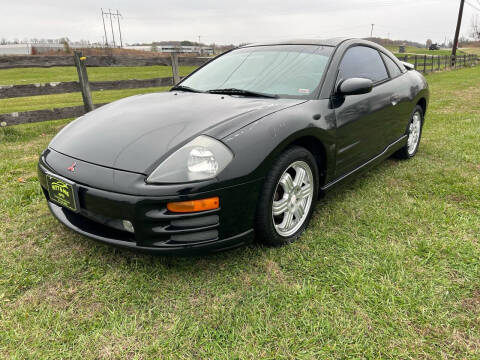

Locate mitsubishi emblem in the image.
[67,162,77,172]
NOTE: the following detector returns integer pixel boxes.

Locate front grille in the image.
[81,208,131,234]
[74,202,221,247]
[42,186,135,242]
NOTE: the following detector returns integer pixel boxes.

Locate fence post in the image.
[170,52,180,85]
[437,55,440,71]
[414,55,418,70]
[73,52,94,112]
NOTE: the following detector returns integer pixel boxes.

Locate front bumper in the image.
[38,157,261,255]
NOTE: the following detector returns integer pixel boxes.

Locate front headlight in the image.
[146,135,233,184]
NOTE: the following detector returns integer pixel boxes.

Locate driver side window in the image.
[338,46,388,84]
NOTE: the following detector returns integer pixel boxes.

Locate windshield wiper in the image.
[207,88,278,98]
[170,85,203,93]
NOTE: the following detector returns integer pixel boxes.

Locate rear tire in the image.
[255,146,319,247]
[394,105,424,159]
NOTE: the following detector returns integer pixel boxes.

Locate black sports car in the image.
[38,38,429,255]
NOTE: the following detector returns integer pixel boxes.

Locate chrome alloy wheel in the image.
[407,111,422,155]
[272,160,314,237]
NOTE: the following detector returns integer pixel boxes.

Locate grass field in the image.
[0,65,195,114]
[384,45,476,57]
[0,66,480,358]
[0,65,197,85]
[462,47,480,56]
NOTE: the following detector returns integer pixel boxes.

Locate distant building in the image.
[126,45,214,55]
[0,43,69,55]
[0,43,214,56]
[0,44,32,55]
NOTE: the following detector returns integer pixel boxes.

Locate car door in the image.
[378,52,413,148]
[333,46,394,178]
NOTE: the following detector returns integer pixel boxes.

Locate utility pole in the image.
[101,8,109,47]
[108,8,116,47]
[370,24,374,38]
[452,0,465,65]
[198,35,201,44]
[116,9,123,48]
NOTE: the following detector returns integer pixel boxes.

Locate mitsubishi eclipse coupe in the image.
[38,38,429,255]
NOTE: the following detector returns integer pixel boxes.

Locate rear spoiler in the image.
[402,61,415,71]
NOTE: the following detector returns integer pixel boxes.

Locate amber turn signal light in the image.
[167,197,219,213]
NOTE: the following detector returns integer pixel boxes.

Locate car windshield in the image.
[179,45,333,98]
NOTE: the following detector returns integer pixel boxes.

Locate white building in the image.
[0,43,102,56]
[0,43,215,56]
[0,44,32,55]
[126,45,214,55]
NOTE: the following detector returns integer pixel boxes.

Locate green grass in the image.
[0,87,170,114]
[385,45,465,57]
[462,48,480,56]
[1,67,480,359]
[0,65,197,114]
[0,65,197,85]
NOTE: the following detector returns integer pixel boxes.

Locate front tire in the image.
[394,105,424,159]
[255,146,319,247]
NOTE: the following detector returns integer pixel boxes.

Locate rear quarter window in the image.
[381,52,402,78]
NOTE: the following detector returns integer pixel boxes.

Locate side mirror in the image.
[337,78,373,96]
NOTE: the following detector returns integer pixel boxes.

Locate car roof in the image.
[242,37,351,48]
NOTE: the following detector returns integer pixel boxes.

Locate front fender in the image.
[218,99,337,185]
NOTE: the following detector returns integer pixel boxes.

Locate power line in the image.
[108,8,116,47]
[465,0,480,11]
[116,10,123,48]
[101,8,124,48]
[101,9,109,47]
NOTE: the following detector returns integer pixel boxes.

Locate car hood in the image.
[49,91,304,174]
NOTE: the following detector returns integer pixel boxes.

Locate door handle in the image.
[390,95,400,106]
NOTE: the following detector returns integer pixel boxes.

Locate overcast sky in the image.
[1,0,478,45]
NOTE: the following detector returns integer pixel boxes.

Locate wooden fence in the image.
[0,54,208,69]
[396,54,478,73]
[0,52,478,127]
[0,52,208,126]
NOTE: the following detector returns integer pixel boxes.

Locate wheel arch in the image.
[287,136,328,188]
[417,97,427,116]
[257,131,332,189]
